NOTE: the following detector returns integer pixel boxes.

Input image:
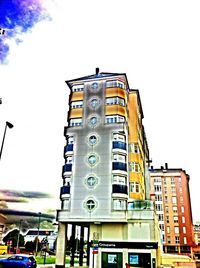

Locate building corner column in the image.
[55,223,67,268]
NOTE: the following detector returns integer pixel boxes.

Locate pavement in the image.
[38,266,88,268]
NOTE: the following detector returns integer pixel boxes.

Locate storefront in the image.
[93,241,158,268]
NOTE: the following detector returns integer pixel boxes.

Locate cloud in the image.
[0,189,52,202]
[0,0,51,64]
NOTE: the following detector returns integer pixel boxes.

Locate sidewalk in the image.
[38,265,88,268]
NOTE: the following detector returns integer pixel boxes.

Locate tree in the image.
[25,241,35,252]
[3,228,24,247]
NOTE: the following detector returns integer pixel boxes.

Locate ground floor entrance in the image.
[102,252,123,268]
[101,251,152,268]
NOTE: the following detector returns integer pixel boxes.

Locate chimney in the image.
[165,163,168,169]
[95,67,99,75]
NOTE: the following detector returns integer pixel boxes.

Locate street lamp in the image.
[35,212,41,256]
[0,121,14,160]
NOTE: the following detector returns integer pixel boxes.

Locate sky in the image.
[0,0,200,222]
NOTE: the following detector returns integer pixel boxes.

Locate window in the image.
[67,136,74,144]
[167,236,171,243]
[113,153,126,163]
[154,177,162,183]
[86,199,96,211]
[113,133,125,142]
[183,227,186,234]
[166,215,169,223]
[171,186,176,193]
[180,196,184,203]
[172,196,177,204]
[164,187,167,194]
[171,177,175,184]
[158,214,164,221]
[88,135,97,145]
[89,116,98,126]
[167,227,170,233]
[174,227,179,234]
[72,84,84,92]
[175,236,180,244]
[129,162,140,173]
[155,204,163,211]
[165,206,169,213]
[86,176,98,187]
[183,237,187,244]
[181,206,185,213]
[71,100,83,109]
[66,156,73,164]
[105,115,125,124]
[130,182,140,193]
[106,80,125,89]
[64,177,71,185]
[173,206,178,212]
[155,194,162,201]
[159,224,165,231]
[174,216,178,223]
[63,199,70,210]
[113,199,126,210]
[69,118,82,127]
[164,196,168,202]
[88,154,98,166]
[106,97,125,106]
[90,98,100,109]
[182,216,185,223]
[154,185,162,192]
[113,175,126,185]
[129,143,140,154]
[91,82,98,90]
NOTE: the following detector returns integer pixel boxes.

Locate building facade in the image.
[150,164,195,257]
[56,69,161,268]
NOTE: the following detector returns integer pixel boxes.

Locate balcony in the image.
[60,185,70,200]
[112,184,128,195]
[62,164,72,177]
[64,144,73,155]
[60,185,70,195]
[112,162,127,172]
[112,141,126,151]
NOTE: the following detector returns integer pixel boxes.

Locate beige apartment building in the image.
[55,69,161,268]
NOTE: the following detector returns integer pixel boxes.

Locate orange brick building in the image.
[150,164,195,257]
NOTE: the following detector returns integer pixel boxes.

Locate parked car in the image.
[0,254,37,268]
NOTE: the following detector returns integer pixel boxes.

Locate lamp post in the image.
[35,212,41,256]
[0,121,14,160]
[16,220,22,253]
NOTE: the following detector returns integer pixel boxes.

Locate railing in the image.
[128,200,154,210]
[112,184,128,195]
[113,141,126,151]
[62,164,72,173]
[64,144,73,153]
[60,185,70,196]
[112,162,127,171]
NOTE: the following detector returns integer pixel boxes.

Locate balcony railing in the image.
[112,162,127,171]
[62,164,72,173]
[128,200,154,210]
[60,185,70,196]
[64,144,73,153]
[112,184,128,195]
[112,141,126,151]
